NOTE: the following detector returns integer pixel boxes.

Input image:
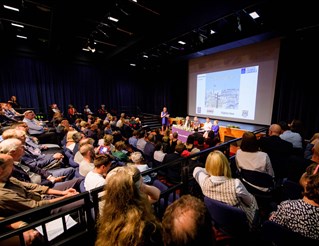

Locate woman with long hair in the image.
[95,165,163,246]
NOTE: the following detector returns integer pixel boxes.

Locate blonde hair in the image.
[205,150,232,177]
[66,130,78,142]
[103,134,113,145]
[95,165,161,246]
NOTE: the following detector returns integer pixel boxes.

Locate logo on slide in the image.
[242,110,248,118]
[196,107,201,113]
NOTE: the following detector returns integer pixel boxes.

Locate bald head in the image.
[268,124,282,136]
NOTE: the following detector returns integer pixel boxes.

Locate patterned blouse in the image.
[270,199,319,240]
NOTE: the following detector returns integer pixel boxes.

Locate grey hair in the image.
[0,138,22,154]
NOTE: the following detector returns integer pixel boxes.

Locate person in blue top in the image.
[211,120,220,139]
[161,106,170,133]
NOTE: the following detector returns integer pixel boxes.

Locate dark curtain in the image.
[272,33,319,139]
[0,55,175,117]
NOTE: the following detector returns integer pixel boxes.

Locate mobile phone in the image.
[99,146,108,154]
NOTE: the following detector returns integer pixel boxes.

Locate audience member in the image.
[279,120,303,154]
[289,119,306,148]
[0,218,41,246]
[47,103,62,122]
[269,163,319,240]
[168,132,178,154]
[258,123,293,180]
[162,194,216,246]
[235,131,274,191]
[103,121,113,135]
[111,140,129,162]
[128,130,139,148]
[67,104,78,124]
[84,154,112,214]
[65,130,79,152]
[0,153,81,217]
[304,132,319,160]
[10,121,62,153]
[129,151,152,184]
[286,140,319,183]
[193,150,260,230]
[153,142,167,163]
[2,103,23,121]
[136,130,147,153]
[95,165,162,246]
[162,142,186,183]
[74,137,95,163]
[8,95,21,109]
[143,133,156,162]
[79,143,95,177]
[97,104,107,119]
[1,128,65,170]
[23,110,58,144]
[0,138,75,188]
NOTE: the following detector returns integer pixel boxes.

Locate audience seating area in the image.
[1,110,318,245]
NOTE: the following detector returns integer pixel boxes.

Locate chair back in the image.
[239,168,274,189]
[238,168,275,196]
[262,220,319,245]
[203,196,249,239]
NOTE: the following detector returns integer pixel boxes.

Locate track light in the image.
[87,35,96,53]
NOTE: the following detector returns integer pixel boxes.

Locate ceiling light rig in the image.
[126,3,266,69]
[85,35,96,53]
[97,25,109,38]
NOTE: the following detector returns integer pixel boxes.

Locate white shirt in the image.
[84,171,105,191]
[79,159,94,177]
[235,149,274,177]
[136,138,147,152]
[203,121,213,131]
[153,150,166,162]
[84,170,106,214]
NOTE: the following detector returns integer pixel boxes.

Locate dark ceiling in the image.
[1,0,318,67]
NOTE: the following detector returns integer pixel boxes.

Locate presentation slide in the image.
[196,66,258,120]
[188,38,280,125]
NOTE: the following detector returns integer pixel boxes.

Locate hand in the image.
[62,188,78,196]
[53,153,64,159]
[41,145,49,150]
[54,176,66,183]
[23,229,40,246]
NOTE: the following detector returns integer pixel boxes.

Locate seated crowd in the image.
[0,105,319,245]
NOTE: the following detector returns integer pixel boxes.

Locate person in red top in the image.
[67,104,78,124]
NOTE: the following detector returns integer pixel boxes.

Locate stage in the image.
[170,117,268,143]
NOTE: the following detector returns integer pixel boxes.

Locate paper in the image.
[36,214,77,241]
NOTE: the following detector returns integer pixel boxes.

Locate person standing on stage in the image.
[161,106,170,133]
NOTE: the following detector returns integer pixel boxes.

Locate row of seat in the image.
[204,196,318,246]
